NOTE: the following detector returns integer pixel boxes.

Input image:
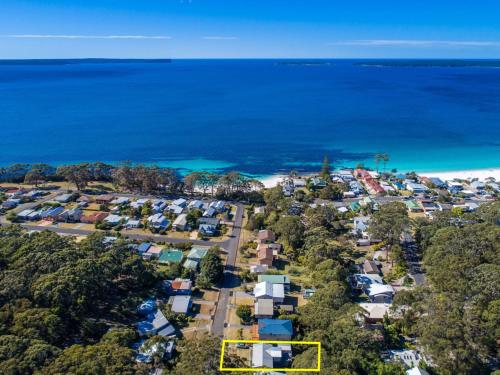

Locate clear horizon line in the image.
[328,39,500,47]
[2,34,172,39]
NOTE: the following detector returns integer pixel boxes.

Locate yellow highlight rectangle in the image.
[220,339,321,372]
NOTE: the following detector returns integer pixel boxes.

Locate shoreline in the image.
[257,168,500,188]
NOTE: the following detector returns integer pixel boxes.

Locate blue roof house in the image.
[257,319,293,340]
[137,299,157,315]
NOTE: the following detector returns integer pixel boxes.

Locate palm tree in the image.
[382,153,390,172]
[374,153,383,173]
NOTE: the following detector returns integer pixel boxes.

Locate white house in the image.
[368,284,395,303]
[252,343,291,369]
[147,214,169,229]
[172,213,188,231]
[254,281,284,303]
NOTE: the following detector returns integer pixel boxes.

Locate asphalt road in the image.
[211,203,244,337]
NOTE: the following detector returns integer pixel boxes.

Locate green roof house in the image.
[159,249,184,264]
[183,247,209,270]
[258,274,290,291]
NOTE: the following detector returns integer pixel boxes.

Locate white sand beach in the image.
[259,175,287,188]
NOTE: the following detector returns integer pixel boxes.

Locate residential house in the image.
[353,274,384,289]
[198,216,220,227]
[172,213,188,231]
[420,200,439,212]
[58,208,82,223]
[363,259,380,275]
[188,200,204,209]
[54,193,74,203]
[151,199,168,213]
[104,214,124,226]
[257,274,290,291]
[95,194,114,205]
[199,224,217,237]
[406,368,430,375]
[158,249,184,265]
[258,245,274,267]
[250,264,269,274]
[359,303,391,325]
[183,247,209,270]
[353,216,370,237]
[137,309,175,337]
[254,206,266,215]
[167,204,184,215]
[292,178,307,188]
[26,210,42,221]
[251,343,292,369]
[368,284,395,303]
[166,278,192,295]
[135,340,173,363]
[131,198,149,209]
[81,211,109,224]
[144,245,163,259]
[203,206,217,217]
[172,198,187,208]
[254,281,284,303]
[257,229,276,244]
[406,182,428,194]
[256,319,293,340]
[40,206,64,220]
[169,295,192,314]
[388,349,423,368]
[110,197,129,205]
[147,213,170,230]
[310,177,327,189]
[254,299,274,319]
[209,200,226,212]
[303,288,316,299]
[428,177,446,188]
[125,219,141,229]
[17,209,34,220]
[405,200,422,212]
[137,299,157,315]
[137,243,152,254]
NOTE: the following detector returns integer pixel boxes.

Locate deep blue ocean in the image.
[0,59,499,176]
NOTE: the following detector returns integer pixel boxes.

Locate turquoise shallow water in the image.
[0,59,499,175]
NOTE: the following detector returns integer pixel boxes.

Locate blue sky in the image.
[1,0,500,58]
